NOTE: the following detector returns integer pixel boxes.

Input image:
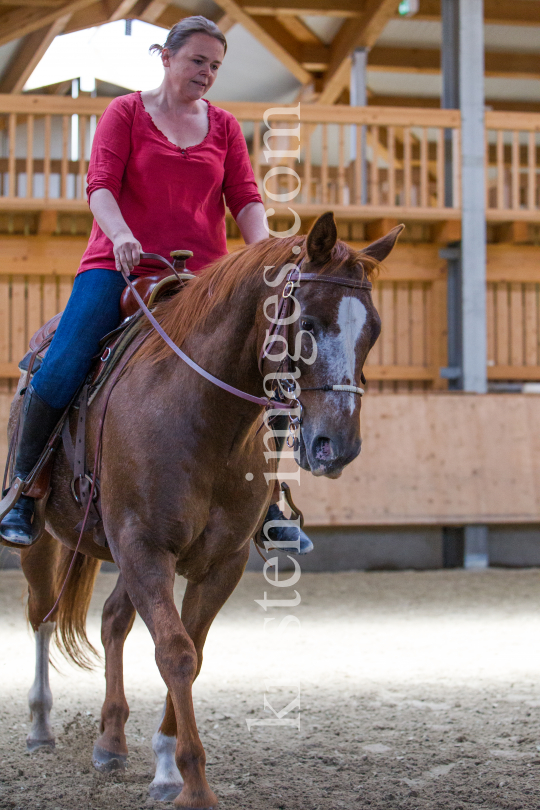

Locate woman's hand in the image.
[112,231,142,273]
[89,189,142,273]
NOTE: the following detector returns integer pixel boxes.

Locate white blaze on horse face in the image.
[317,295,368,415]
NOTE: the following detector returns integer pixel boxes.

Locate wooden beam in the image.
[365,218,400,242]
[37,209,58,234]
[153,4,191,28]
[493,221,530,244]
[216,11,236,33]
[0,0,97,46]
[63,0,154,30]
[411,0,540,26]
[0,14,70,93]
[107,0,140,21]
[276,14,320,43]
[368,94,540,114]
[211,0,311,83]
[63,0,114,33]
[0,0,64,6]
[369,46,540,80]
[319,0,400,104]
[133,0,167,22]
[241,0,362,16]
[0,95,463,126]
[363,365,435,380]
[431,220,461,243]
[256,16,328,67]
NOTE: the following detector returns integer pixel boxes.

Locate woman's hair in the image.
[150,16,227,57]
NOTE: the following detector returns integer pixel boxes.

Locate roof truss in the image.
[1,0,539,106]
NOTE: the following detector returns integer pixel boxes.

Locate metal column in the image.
[441,0,489,569]
[459,0,487,394]
[460,0,489,566]
[350,47,368,205]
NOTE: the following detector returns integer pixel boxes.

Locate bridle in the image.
[260,259,372,391]
[258,258,373,446]
[121,254,373,428]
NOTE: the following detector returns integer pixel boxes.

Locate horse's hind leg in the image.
[20,531,61,751]
[93,573,136,772]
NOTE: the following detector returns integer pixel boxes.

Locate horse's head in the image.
[291,212,403,478]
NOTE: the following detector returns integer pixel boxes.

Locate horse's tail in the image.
[54,545,102,670]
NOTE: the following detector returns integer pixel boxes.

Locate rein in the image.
[120,268,290,410]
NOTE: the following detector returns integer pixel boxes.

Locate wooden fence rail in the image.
[2,242,540,389]
[0,266,447,391]
[0,96,539,221]
[1,98,540,389]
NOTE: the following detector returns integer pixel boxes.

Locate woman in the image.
[1,16,312,555]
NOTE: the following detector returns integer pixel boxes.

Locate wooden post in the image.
[304,123,312,205]
[37,211,58,235]
[321,123,328,205]
[44,115,51,201]
[370,125,379,206]
[388,125,396,207]
[26,114,34,199]
[7,114,16,198]
[404,128,412,207]
[61,114,69,200]
[350,47,368,205]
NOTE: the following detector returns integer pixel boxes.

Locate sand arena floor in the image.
[1,567,540,810]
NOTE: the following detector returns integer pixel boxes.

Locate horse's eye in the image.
[301,319,314,333]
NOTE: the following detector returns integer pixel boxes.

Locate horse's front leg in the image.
[119,544,218,809]
[149,546,249,803]
[93,573,136,772]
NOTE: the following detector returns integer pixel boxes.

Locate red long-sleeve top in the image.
[79,91,263,275]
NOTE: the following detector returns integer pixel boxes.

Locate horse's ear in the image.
[362,224,405,263]
[306,211,338,265]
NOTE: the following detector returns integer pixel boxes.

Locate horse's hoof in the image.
[173,804,218,809]
[149,781,184,802]
[92,743,128,773]
[26,737,55,753]
[173,788,218,809]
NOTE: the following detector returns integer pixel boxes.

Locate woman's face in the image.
[162,33,225,101]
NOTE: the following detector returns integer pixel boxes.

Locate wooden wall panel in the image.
[291,393,540,526]
[1,392,540,527]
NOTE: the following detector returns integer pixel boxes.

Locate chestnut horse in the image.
[14,213,402,808]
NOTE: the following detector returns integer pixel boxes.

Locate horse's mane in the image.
[136,234,379,364]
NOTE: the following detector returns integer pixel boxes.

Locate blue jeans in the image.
[32,268,129,410]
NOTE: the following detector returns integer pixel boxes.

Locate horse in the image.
[12,212,402,808]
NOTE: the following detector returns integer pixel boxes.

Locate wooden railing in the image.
[240,104,461,218]
[0,95,539,221]
[0,243,448,390]
[1,244,540,389]
[1,97,540,390]
[486,112,540,219]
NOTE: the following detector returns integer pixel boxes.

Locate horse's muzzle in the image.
[298,429,362,478]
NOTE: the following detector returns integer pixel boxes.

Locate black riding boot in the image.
[0,385,63,546]
[260,414,313,555]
